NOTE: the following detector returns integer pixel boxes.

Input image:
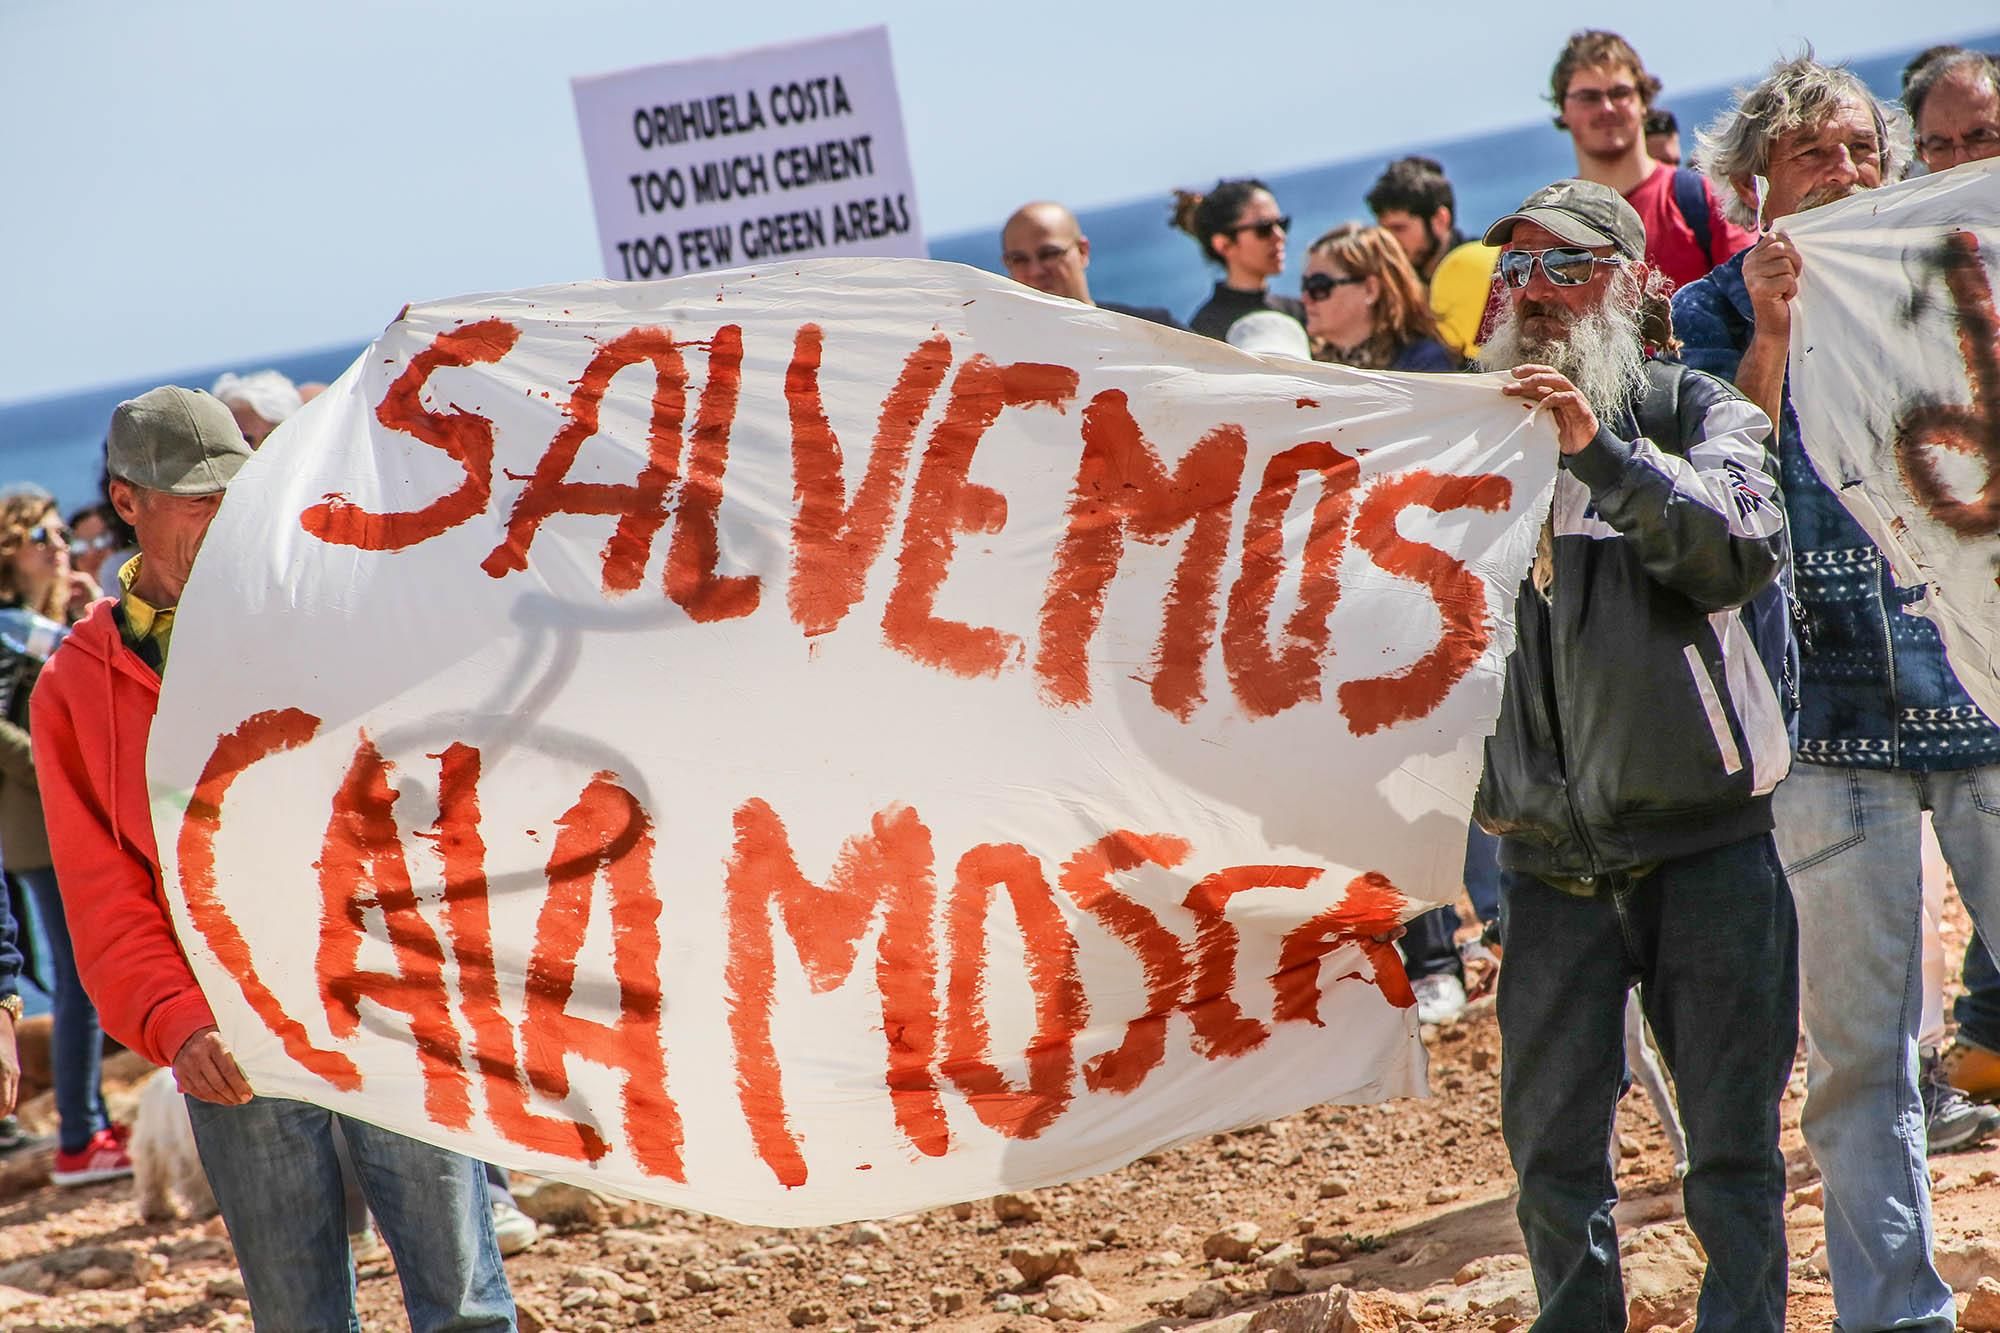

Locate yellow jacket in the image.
[1430,241,1500,359]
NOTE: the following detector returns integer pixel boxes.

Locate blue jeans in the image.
[1465,822,1502,926]
[1400,906,1462,980]
[12,867,109,1154]
[1498,833,1796,1332]
[1956,928,2000,1053]
[1775,761,2000,1333]
[185,1094,514,1332]
[1400,822,1505,979]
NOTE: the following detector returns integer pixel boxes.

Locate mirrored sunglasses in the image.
[1497,247,1623,288]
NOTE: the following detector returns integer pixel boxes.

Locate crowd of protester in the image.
[0,26,1993,1333]
[992,30,2000,1333]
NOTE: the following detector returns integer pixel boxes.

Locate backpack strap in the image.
[1634,359,1683,447]
[1671,167,1715,263]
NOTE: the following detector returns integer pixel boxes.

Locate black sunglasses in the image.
[1497,247,1623,288]
[1227,216,1291,240]
[27,523,69,548]
[1301,272,1367,301]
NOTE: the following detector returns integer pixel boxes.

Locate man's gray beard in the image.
[1476,285,1648,420]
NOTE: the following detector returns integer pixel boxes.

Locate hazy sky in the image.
[2,0,1986,401]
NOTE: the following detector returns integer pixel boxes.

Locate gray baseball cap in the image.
[1482,179,1647,262]
[107,386,253,496]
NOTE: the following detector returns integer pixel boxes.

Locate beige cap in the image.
[1482,178,1648,262]
[107,386,253,496]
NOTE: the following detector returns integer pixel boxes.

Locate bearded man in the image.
[1675,54,2000,1333]
[1473,179,1797,1331]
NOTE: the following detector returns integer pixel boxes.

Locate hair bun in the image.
[1170,188,1207,237]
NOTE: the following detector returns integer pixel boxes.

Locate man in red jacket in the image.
[33,385,514,1331]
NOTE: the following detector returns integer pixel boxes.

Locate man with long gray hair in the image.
[1675,53,2000,1333]
[1473,179,1795,1330]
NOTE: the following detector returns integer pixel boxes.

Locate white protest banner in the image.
[1787,159,2000,723]
[149,259,1556,1225]
[573,26,923,283]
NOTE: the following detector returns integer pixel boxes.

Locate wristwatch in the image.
[0,994,20,1022]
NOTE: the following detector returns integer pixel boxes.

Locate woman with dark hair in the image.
[1301,223,1458,372]
[1172,179,1305,340]
[0,486,128,1185]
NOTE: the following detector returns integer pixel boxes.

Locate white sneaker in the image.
[1412,973,1468,1026]
[491,1201,540,1257]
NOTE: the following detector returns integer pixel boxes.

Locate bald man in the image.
[1000,202,1179,327]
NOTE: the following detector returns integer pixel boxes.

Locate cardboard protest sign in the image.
[149,259,1557,1224]
[1787,159,2000,724]
[573,26,924,282]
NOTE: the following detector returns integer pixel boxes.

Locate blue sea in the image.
[2,34,1983,517]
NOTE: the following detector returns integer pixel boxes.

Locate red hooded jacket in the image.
[31,598,214,1068]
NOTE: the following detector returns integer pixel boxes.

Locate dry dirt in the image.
[5,894,2000,1332]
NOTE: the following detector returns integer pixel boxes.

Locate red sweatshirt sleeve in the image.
[31,653,213,1069]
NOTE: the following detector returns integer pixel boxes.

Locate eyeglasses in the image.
[1301,272,1367,301]
[1918,127,2000,163]
[1497,247,1623,288]
[1563,84,1640,110]
[26,523,69,548]
[1226,216,1291,240]
[1002,241,1076,269]
[72,532,117,554]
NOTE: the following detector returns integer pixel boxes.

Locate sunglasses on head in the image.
[1497,247,1623,288]
[1227,216,1290,240]
[1301,272,1366,301]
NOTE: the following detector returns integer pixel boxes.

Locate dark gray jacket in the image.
[1474,362,1795,881]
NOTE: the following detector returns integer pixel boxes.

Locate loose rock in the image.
[1938,1238,2000,1293]
[1203,1222,1261,1262]
[1963,1277,2000,1332]
[1004,1241,1083,1286]
[992,1193,1043,1223]
[1042,1274,1114,1321]
[1180,1282,1231,1318]
[515,1182,617,1231]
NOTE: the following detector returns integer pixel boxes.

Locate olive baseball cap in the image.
[1482,179,1647,262]
[107,386,253,496]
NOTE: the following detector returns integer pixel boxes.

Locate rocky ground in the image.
[7,895,2000,1331]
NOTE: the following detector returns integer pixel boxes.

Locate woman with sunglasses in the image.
[1301,223,1459,373]
[65,503,131,590]
[0,487,129,1185]
[1172,179,1306,341]
[1299,225,1467,1021]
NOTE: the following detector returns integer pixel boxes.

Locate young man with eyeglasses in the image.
[1473,178,1797,1330]
[998,201,1179,328]
[1551,30,1754,290]
[1675,54,2000,1333]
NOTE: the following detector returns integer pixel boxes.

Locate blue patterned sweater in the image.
[1673,250,2000,770]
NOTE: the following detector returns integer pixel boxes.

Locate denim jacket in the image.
[1673,251,2000,771]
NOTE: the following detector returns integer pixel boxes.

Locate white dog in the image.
[131,1069,217,1222]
